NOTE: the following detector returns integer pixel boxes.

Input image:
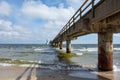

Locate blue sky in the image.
[0,0,119,44]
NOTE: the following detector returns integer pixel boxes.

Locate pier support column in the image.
[55,43,57,47]
[59,41,62,49]
[98,32,113,71]
[66,40,71,53]
[55,43,59,48]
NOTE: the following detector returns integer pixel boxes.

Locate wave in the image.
[0,62,39,67]
[73,48,98,52]
[0,60,120,72]
[38,63,97,71]
[0,58,42,67]
[42,64,120,71]
[75,53,83,56]
[72,51,83,56]
[114,48,120,51]
[34,48,55,53]
[73,47,120,52]
[0,63,14,67]
[113,65,120,71]
[80,48,97,52]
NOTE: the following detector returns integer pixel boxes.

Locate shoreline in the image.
[0,64,120,80]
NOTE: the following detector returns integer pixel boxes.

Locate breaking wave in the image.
[34,48,55,53]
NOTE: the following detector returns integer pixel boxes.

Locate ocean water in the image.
[0,44,58,65]
[0,44,120,71]
[70,44,120,69]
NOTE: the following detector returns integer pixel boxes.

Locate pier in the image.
[51,0,120,71]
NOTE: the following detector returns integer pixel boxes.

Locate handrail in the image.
[53,0,96,42]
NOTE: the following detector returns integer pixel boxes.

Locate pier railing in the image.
[54,0,97,41]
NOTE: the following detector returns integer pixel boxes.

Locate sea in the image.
[0,44,120,71]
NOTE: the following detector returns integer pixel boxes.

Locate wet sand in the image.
[0,66,36,80]
[0,65,120,80]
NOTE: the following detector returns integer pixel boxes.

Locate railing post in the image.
[79,0,88,19]
[92,0,95,18]
[68,22,70,33]
[80,8,82,19]
[68,22,70,28]
[73,17,75,24]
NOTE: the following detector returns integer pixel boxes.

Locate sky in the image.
[0,0,119,44]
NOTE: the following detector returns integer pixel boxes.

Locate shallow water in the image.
[0,44,120,71]
[69,71,98,79]
[0,44,58,65]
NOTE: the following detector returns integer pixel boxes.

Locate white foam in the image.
[18,64,39,67]
[114,48,120,51]
[75,48,98,52]
[86,48,98,52]
[0,63,14,67]
[73,47,120,52]
[19,64,32,67]
[74,47,120,52]
[34,48,54,53]
[34,48,42,51]
[75,52,83,56]
[24,60,42,64]
[113,65,120,71]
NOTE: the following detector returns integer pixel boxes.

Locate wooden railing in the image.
[53,0,97,41]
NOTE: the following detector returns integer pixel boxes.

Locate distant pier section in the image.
[51,0,120,71]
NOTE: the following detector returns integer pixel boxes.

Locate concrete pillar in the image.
[55,43,59,48]
[66,40,71,53]
[98,32,113,71]
[55,43,57,47]
[59,41,62,49]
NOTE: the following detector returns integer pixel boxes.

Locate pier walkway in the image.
[51,0,120,71]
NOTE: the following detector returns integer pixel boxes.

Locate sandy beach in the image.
[0,65,120,80]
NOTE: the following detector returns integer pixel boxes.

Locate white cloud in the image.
[114,34,120,37]
[66,0,100,10]
[66,0,84,10]
[13,25,31,35]
[0,31,19,36]
[0,19,32,41]
[0,19,12,31]
[0,1,12,16]
[21,1,75,21]
[44,21,64,29]
[20,0,75,40]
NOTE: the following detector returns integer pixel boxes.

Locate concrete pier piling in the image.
[66,40,71,53]
[59,41,62,49]
[55,43,59,48]
[98,32,113,71]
